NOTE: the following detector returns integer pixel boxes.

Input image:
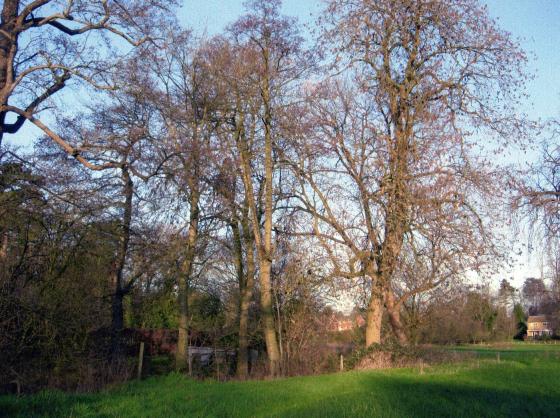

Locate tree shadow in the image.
[273,372,560,418]
[2,367,560,417]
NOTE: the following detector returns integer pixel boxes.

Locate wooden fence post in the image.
[188,347,193,376]
[137,342,145,380]
[340,354,344,371]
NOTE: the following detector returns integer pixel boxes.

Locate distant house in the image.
[527,315,554,339]
[327,313,365,332]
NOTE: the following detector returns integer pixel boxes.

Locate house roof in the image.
[528,315,550,323]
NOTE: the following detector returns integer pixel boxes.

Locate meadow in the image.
[2,343,559,418]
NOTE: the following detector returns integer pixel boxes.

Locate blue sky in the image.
[181,0,560,121]
[179,1,322,35]
[484,0,560,120]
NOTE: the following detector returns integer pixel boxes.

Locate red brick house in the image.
[327,313,365,332]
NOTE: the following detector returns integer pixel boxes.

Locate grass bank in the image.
[2,343,559,417]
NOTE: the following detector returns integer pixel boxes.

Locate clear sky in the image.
[179,1,322,35]
[484,0,560,120]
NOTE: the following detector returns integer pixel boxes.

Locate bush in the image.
[346,342,422,370]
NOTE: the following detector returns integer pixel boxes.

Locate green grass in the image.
[2,343,560,418]
[452,341,560,353]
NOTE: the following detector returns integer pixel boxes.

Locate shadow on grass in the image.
[0,391,96,418]
[275,374,560,418]
[2,364,560,418]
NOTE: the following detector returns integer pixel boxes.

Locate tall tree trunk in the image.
[259,46,281,377]
[231,220,246,377]
[0,0,18,144]
[234,101,280,377]
[0,0,17,92]
[175,185,200,371]
[237,159,281,376]
[365,273,383,347]
[259,257,280,375]
[176,268,190,371]
[111,288,124,332]
[235,205,255,379]
[365,299,383,347]
[0,232,7,261]
[110,166,134,356]
[377,116,411,345]
[384,288,407,345]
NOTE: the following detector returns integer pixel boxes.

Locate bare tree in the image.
[515,125,560,239]
[55,67,164,354]
[216,0,309,376]
[212,151,257,379]
[0,0,175,162]
[513,122,560,313]
[304,0,530,346]
[144,31,220,371]
[522,277,549,314]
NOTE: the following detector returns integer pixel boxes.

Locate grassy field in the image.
[2,343,560,418]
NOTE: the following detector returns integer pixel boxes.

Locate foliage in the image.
[513,304,528,340]
[346,342,422,370]
[128,290,179,330]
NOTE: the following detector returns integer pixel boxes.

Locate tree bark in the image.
[110,166,134,356]
[231,219,246,378]
[384,288,408,345]
[365,280,383,347]
[235,204,255,379]
[175,269,190,371]
[0,232,8,261]
[259,45,281,376]
[175,185,200,371]
[0,0,17,92]
[111,288,125,332]
[237,151,281,376]
[376,112,410,344]
[0,0,18,144]
[234,98,281,376]
[259,258,280,375]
